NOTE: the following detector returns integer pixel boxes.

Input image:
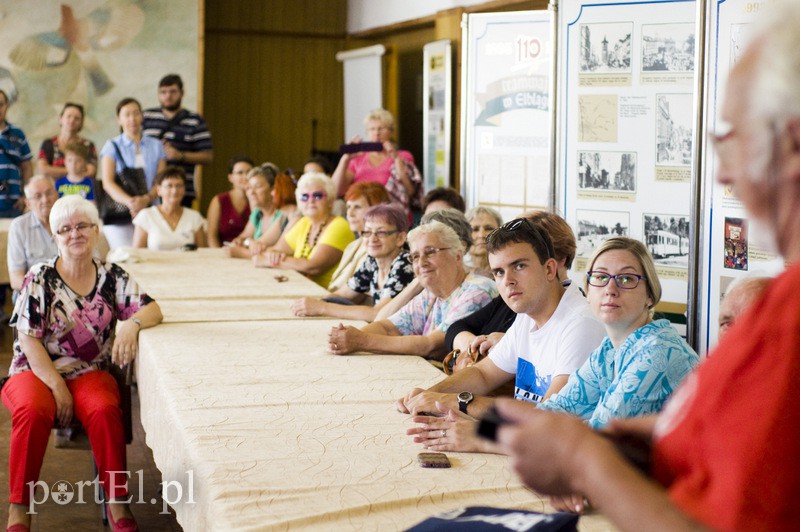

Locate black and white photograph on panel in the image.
[576,209,630,258]
[656,94,693,166]
[579,22,633,73]
[643,213,690,268]
[577,151,637,192]
[641,23,695,72]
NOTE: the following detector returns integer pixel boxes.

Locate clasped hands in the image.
[327,323,363,355]
[252,249,285,268]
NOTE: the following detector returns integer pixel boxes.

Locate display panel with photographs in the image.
[559,0,698,318]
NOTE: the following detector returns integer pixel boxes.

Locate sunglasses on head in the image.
[488,217,554,260]
[300,191,327,202]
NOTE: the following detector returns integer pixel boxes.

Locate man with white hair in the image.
[718,276,771,337]
[493,3,800,530]
[7,176,58,293]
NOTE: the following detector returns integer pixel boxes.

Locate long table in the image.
[121,250,616,531]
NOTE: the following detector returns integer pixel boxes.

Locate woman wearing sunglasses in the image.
[254,172,354,287]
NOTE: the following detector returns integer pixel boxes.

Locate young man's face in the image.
[488,241,556,318]
[158,84,183,111]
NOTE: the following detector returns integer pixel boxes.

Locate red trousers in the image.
[1,370,128,504]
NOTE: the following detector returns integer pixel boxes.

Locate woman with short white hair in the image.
[2,196,162,530]
[327,220,498,360]
[254,172,354,288]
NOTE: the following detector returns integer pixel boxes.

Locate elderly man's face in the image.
[715,45,776,226]
[26,180,57,223]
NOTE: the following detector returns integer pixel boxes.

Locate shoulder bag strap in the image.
[111,141,129,170]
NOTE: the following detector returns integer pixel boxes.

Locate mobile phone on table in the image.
[417,452,451,468]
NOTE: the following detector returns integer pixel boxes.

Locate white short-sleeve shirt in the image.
[488,283,606,404]
[133,207,206,250]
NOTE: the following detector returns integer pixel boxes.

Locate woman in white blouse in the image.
[133,166,207,250]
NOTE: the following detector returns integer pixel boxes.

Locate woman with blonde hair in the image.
[409,236,697,471]
[226,163,288,258]
[465,206,502,278]
[331,108,421,215]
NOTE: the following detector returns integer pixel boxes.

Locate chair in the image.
[54,363,134,525]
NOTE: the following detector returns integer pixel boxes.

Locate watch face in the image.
[458,391,474,403]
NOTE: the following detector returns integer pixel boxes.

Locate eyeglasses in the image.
[487,218,553,260]
[586,271,646,290]
[361,229,398,239]
[300,191,326,202]
[409,247,450,264]
[55,222,96,236]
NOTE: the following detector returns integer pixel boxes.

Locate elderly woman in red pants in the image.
[1,195,162,532]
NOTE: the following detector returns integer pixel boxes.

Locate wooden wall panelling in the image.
[201,0,346,212]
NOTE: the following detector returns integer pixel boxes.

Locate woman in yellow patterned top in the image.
[254,172,354,287]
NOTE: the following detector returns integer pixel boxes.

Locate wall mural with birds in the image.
[0,0,199,154]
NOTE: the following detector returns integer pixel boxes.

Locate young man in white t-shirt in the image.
[397,218,605,423]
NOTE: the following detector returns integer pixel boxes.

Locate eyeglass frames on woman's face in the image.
[55,222,96,236]
[361,229,398,239]
[586,271,646,290]
[409,247,450,264]
[300,191,326,202]
[487,217,553,259]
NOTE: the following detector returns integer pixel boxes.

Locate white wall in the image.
[347,0,488,33]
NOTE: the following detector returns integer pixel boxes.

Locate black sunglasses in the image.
[488,217,554,260]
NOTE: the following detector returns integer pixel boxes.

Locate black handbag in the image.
[97,141,149,225]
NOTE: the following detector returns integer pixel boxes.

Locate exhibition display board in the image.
[460,10,555,221]
[696,0,785,352]
[556,0,701,333]
[423,39,453,190]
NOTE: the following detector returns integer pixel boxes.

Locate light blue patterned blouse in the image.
[539,319,699,429]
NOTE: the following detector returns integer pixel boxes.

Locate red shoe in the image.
[6,525,29,532]
[108,508,139,532]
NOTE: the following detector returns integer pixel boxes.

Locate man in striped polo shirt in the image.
[143,74,214,207]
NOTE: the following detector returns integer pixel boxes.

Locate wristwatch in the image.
[457,391,474,414]
[131,317,142,329]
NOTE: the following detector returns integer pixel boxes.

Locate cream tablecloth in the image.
[156,298,314,323]
[129,251,616,531]
[115,248,327,300]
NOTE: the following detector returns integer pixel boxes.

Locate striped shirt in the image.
[142,107,213,199]
[0,122,32,207]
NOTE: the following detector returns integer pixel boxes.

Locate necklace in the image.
[300,217,330,259]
